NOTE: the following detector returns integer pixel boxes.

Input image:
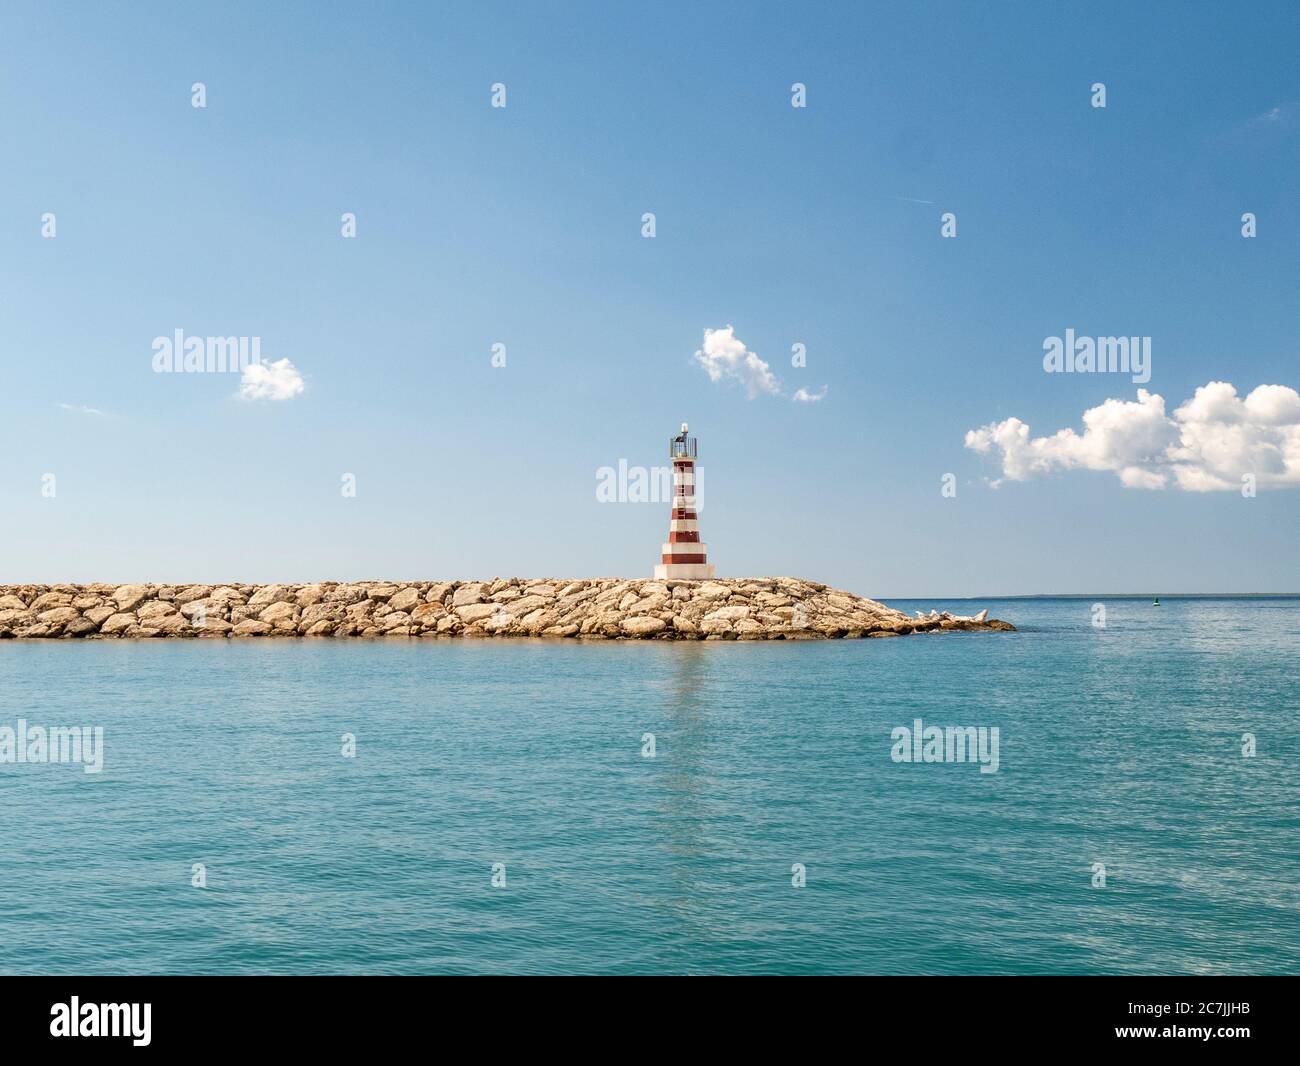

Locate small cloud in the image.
[238,358,305,402]
[1250,105,1285,124]
[792,385,828,403]
[693,326,781,399]
[1244,102,1297,129]
[57,403,105,416]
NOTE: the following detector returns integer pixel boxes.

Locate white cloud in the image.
[964,382,1300,491]
[793,385,828,403]
[58,403,104,416]
[238,358,305,402]
[1248,103,1291,126]
[693,326,781,399]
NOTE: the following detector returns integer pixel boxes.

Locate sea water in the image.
[0,596,1296,974]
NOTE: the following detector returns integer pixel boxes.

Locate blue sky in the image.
[1,1,1297,595]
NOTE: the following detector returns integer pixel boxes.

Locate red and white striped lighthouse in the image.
[654,422,716,580]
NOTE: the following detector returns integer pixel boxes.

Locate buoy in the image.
[1153,596,1160,606]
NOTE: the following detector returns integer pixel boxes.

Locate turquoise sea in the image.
[0,596,1296,975]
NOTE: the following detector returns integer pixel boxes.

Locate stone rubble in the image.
[0,580,1015,640]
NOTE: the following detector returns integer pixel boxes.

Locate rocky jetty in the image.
[0,580,1014,640]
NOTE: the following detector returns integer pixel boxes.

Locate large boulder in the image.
[100,613,137,635]
[246,585,291,609]
[113,585,150,612]
[295,584,325,608]
[258,602,297,625]
[137,601,177,621]
[451,585,485,607]
[705,605,751,621]
[30,592,72,612]
[621,616,667,636]
[388,587,421,612]
[456,603,497,624]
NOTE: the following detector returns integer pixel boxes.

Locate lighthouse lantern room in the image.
[654,423,716,580]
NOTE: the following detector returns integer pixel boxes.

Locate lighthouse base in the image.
[654,563,716,580]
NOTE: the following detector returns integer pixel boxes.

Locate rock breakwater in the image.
[0,580,1014,640]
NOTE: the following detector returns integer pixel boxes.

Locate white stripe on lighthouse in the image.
[661,541,709,557]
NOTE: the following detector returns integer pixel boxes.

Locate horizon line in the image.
[881,592,1300,600]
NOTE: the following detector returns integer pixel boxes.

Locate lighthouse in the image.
[654,423,716,580]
